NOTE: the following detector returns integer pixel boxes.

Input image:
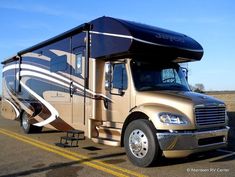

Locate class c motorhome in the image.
[1,16,229,167]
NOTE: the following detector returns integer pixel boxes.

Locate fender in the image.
[130,103,196,130]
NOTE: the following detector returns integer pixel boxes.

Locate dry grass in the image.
[207,91,235,112]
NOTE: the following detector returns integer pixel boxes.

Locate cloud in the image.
[0,3,60,16]
[0,38,42,59]
[18,22,55,32]
[194,17,225,24]
[0,3,87,21]
[162,16,225,25]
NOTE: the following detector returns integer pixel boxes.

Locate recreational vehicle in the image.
[1,17,229,167]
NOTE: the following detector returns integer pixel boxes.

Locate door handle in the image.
[70,82,73,97]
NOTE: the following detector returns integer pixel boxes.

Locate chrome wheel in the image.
[22,113,29,130]
[21,112,42,134]
[129,129,148,158]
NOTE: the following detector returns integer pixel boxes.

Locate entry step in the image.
[96,126,121,141]
[92,137,120,146]
[57,129,85,147]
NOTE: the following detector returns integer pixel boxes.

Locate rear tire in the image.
[21,112,42,134]
[124,119,162,167]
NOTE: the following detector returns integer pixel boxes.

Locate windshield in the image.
[131,61,190,91]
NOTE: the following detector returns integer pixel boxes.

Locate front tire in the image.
[21,112,42,134]
[124,119,162,167]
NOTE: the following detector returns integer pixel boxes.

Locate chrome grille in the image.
[195,106,226,126]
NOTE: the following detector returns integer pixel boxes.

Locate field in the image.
[207,91,235,111]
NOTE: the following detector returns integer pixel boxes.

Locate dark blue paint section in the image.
[118,19,202,50]
[71,33,86,51]
[26,78,69,98]
[91,17,130,35]
[21,33,87,79]
[26,78,84,98]
[91,34,131,59]
[22,58,49,70]
[89,17,203,60]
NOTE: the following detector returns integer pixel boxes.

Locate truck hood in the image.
[136,91,225,108]
[166,91,224,106]
[135,91,225,130]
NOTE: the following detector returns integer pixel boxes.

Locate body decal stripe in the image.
[5,99,20,118]
[2,64,17,72]
[3,63,112,127]
[19,79,59,127]
[20,70,70,88]
[4,63,112,102]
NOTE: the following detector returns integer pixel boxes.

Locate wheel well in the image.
[19,110,24,126]
[121,111,150,147]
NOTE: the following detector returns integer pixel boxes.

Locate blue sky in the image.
[0,0,234,91]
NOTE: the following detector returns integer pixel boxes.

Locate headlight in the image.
[159,112,188,125]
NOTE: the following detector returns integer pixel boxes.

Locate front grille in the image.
[195,106,226,126]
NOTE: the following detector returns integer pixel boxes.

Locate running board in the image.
[91,138,120,146]
[96,126,121,141]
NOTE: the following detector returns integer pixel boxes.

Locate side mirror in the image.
[181,67,188,81]
[105,62,113,90]
[105,62,127,96]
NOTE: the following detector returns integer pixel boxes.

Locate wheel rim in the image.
[129,129,148,158]
[22,114,29,130]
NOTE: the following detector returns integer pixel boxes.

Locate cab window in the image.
[112,63,128,90]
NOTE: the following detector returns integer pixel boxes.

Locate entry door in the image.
[71,47,86,128]
[104,61,131,122]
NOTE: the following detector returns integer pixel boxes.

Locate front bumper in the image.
[156,127,230,158]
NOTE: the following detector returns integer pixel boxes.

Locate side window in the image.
[112,64,128,90]
[50,55,67,72]
[6,61,19,92]
[162,69,181,84]
[75,53,83,75]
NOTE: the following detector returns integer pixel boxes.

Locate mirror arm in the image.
[110,89,125,96]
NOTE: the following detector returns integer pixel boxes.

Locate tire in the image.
[124,119,162,167]
[21,112,43,134]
